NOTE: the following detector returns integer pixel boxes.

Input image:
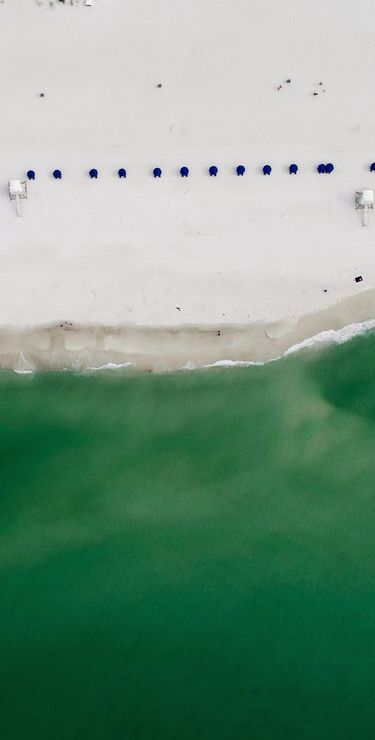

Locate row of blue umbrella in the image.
[25,163,375,181]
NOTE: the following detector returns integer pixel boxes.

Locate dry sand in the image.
[1,0,375,367]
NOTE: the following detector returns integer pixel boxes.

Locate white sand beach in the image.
[1,0,375,367]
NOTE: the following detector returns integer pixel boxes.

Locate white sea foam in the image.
[3,318,375,374]
[204,319,375,370]
[85,362,134,372]
[13,352,36,375]
[284,319,375,356]
[205,360,265,368]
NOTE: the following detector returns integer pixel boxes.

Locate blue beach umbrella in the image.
[209,165,218,177]
[325,163,334,173]
[236,165,246,176]
[118,168,126,178]
[89,168,98,179]
[263,164,272,175]
[289,163,298,174]
[317,163,326,174]
[53,169,62,179]
[153,167,162,178]
[180,166,189,178]
[370,163,375,172]
[27,170,36,180]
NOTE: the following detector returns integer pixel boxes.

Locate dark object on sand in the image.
[180,166,189,178]
[289,163,298,174]
[118,168,126,178]
[263,165,272,175]
[326,163,334,173]
[39,93,45,98]
[370,163,375,172]
[317,163,326,174]
[27,170,35,180]
[157,83,162,88]
[236,165,246,176]
[153,167,162,178]
[53,169,62,179]
[286,78,291,83]
[355,275,363,283]
[89,169,98,179]
[209,166,218,177]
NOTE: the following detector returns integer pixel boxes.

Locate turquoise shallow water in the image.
[1,333,375,739]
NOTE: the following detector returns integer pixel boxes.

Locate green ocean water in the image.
[1,332,375,740]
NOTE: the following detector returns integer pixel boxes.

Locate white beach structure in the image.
[355,190,374,227]
[8,179,27,217]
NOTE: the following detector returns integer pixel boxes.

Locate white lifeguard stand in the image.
[9,179,27,217]
[356,189,374,226]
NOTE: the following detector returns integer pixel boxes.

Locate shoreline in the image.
[2,288,375,373]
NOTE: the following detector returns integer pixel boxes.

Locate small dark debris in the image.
[313,92,318,96]
[176,305,181,311]
[319,81,323,86]
[323,289,328,293]
[286,79,291,83]
[157,83,162,88]
[355,275,363,283]
[217,330,221,336]
[40,93,45,97]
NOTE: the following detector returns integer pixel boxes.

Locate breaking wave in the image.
[205,319,375,369]
[3,317,375,374]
